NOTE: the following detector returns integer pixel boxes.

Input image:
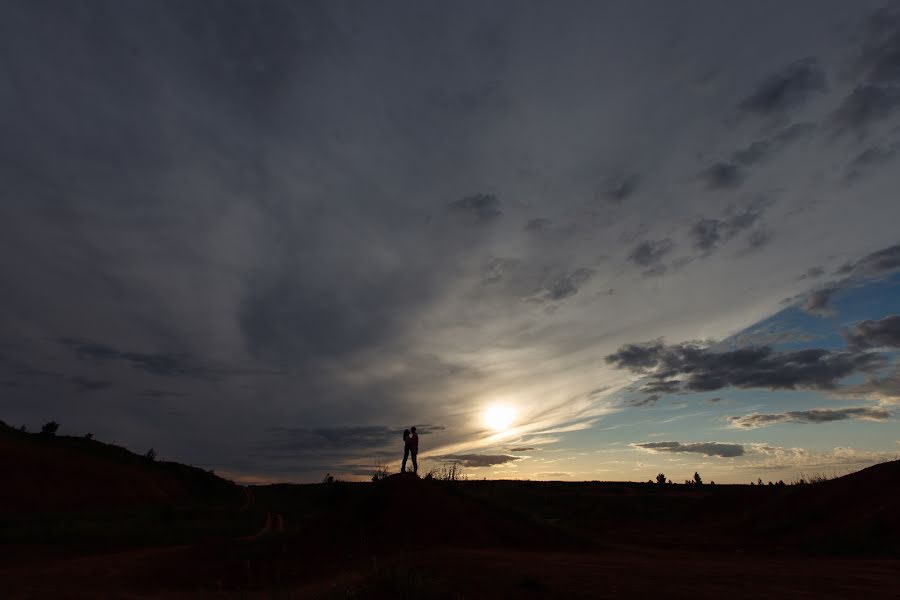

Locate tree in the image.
[145,448,157,461]
[84,433,93,440]
[40,421,59,436]
[656,472,667,486]
[693,471,703,486]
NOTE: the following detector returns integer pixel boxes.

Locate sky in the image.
[2,1,900,484]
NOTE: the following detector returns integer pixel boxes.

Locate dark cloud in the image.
[524,218,552,232]
[447,193,502,222]
[541,267,595,301]
[140,389,187,398]
[801,282,841,316]
[831,83,900,135]
[738,57,827,116]
[628,239,675,275]
[731,123,816,167]
[56,337,283,380]
[606,340,883,393]
[707,397,722,403]
[629,394,660,407]
[699,162,743,190]
[843,315,900,349]
[69,376,113,391]
[602,173,641,203]
[639,379,682,394]
[746,228,773,251]
[845,142,900,180]
[798,243,900,315]
[797,266,825,281]
[689,201,768,254]
[508,446,535,452]
[830,8,900,132]
[728,406,891,429]
[436,454,520,467]
[634,441,745,458]
[261,423,444,455]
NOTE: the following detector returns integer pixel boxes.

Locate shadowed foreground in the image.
[2,426,899,598]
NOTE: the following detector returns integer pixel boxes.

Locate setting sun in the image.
[484,405,517,432]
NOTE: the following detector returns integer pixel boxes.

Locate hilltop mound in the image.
[0,423,239,513]
[296,473,577,553]
[746,460,900,553]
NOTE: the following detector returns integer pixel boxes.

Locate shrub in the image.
[322,473,335,484]
[371,463,390,482]
[656,472,667,486]
[145,448,157,461]
[84,432,93,440]
[40,421,59,436]
[693,471,703,486]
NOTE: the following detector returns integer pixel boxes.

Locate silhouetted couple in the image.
[402,426,418,474]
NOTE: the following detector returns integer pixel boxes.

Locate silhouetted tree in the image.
[777,480,785,486]
[693,471,703,486]
[145,448,157,461]
[656,473,667,486]
[84,432,93,440]
[18,425,26,432]
[757,478,764,486]
[709,480,715,486]
[322,473,335,484]
[40,421,59,436]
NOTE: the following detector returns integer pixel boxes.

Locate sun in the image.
[484,404,517,432]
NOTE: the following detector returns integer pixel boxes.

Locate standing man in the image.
[408,426,419,474]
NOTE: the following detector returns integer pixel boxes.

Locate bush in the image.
[40,421,59,436]
[145,448,157,461]
[84,432,93,440]
[322,473,335,484]
[656,472,667,486]
[371,463,390,482]
[693,471,703,486]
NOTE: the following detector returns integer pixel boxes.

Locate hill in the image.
[0,421,240,513]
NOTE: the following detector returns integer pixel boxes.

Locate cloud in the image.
[629,394,660,407]
[845,141,900,180]
[796,266,824,280]
[606,339,883,393]
[843,315,900,349]
[796,242,900,315]
[602,173,641,203]
[538,267,595,301]
[801,282,841,316]
[628,239,675,275]
[69,376,113,391]
[832,83,900,134]
[699,162,743,190]
[508,446,535,452]
[728,406,891,429]
[524,218,552,232]
[730,123,816,167]
[688,201,769,254]
[436,454,521,467]
[633,441,745,458]
[447,192,502,222]
[738,57,827,116]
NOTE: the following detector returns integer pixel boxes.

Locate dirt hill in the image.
[0,423,240,513]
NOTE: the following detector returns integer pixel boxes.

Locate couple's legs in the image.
[411,449,418,474]
[402,446,409,472]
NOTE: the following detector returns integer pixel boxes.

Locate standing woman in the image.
[401,428,411,473]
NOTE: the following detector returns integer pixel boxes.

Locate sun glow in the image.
[484,404,517,432]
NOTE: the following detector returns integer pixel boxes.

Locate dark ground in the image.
[2,424,899,598]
